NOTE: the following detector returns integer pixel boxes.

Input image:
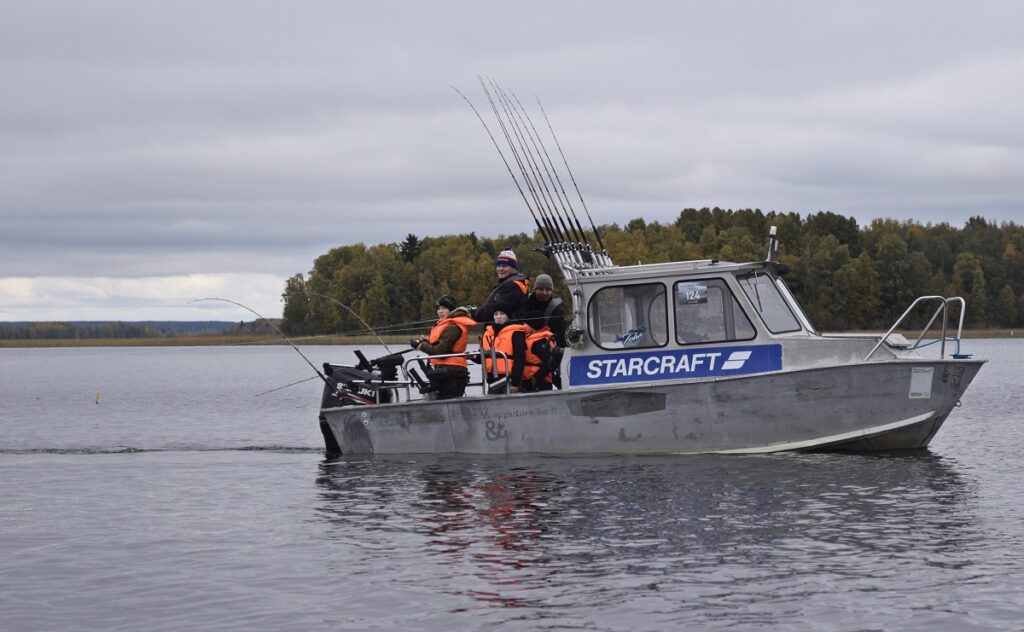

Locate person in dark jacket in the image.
[524,273,567,388]
[524,273,567,347]
[471,247,529,325]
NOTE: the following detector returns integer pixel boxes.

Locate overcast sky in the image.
[2,1,1022,321]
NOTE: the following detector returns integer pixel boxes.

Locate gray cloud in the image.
[2,1,1023,319]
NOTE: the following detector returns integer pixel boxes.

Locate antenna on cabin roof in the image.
[766,226,779,262]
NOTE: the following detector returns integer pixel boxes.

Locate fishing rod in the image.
[303,290,393,353]
[485,78,568,247]
[487,81,577,261]
[477,77,573,257]
[491,81,581,264]
[536,96,610,261]
[366,318,439,334]
[451,86,553,245]
[262,319,437,343]
[498,87,589,267]
[499,82,592,258]
[508,88,596,260]
[235,320,436,346]
[188,297,332,388]
[254,375,321,398]
[290,316,437,339]
[476,79,564,249]
[479,79,578,268]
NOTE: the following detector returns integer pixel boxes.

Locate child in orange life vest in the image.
[520,311,557,392]
[479,309,527,394]
[413,295,477,399]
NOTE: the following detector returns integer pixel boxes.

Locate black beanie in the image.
[435,295,457,310]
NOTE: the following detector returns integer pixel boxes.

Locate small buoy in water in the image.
[96,391,101,405]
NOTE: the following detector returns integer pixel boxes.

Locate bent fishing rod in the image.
[242,317,438,344]
[303,290,394,353]
[188,297,333,388]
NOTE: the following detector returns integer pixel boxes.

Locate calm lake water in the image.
[2,340,1023,631]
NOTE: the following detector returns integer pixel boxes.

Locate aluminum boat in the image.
[318,232,983,457]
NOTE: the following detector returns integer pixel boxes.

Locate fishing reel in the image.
[565,326,585,350]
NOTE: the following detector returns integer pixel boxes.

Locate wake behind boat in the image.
[316,81,984,457]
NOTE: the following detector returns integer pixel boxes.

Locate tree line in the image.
[281,208,1024,336]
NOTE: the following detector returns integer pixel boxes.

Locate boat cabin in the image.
[560,259,814,388]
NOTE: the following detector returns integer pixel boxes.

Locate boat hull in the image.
[320,359,983,456]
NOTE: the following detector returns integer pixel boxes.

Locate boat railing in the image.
[865,295,967,361]
[402,349,512,398]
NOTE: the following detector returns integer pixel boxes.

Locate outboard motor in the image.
[320,353,405,408]
[317,349,409,457]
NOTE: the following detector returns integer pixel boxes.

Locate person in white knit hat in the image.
[471,246,529,325]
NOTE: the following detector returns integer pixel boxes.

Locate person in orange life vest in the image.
[412,294,476,399]
[520,312,557,393]
[524,273,567,390]
[524,274,567,348]
[479,309,527,394]
[471,247,529,325]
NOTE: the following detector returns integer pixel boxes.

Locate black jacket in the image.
[472,273,528,325]
[525,293,567,347]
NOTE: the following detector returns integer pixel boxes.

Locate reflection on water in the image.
[416,465,560,608]
[314,452,987,628]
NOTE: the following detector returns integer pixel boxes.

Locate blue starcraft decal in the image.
[568,344,782,387]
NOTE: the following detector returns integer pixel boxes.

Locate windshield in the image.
[737,272,802,334]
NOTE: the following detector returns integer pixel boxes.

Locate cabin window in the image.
[588,283,668,349]
[737,272,802,333]
[673,279,756,344]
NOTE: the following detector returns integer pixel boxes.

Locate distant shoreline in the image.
[0,330,1016,348]
[0,334,410,348]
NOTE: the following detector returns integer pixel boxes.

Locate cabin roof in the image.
[562,258,787,284]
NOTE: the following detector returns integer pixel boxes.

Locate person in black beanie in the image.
[412,295,476,399]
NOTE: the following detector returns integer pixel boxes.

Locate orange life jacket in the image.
[481,323,528,375]
[522,328,555,382]
[427,315,476,368]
